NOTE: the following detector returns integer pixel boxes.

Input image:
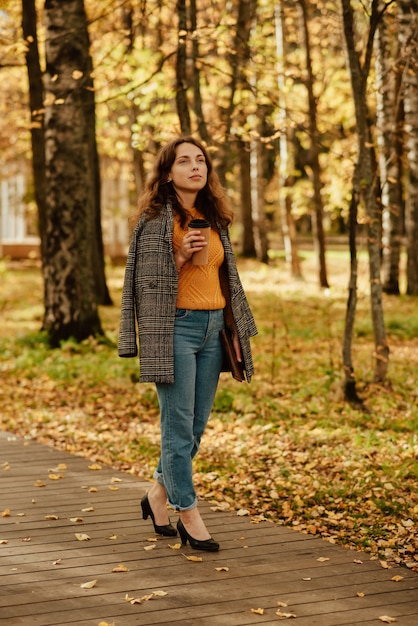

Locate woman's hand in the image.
[175,230,207,271]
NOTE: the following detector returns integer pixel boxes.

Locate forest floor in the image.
[0,248,417,572]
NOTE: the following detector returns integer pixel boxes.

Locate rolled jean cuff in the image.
[152,469,198,511]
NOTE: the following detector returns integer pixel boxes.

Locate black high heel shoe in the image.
[177,519,220,552]
[141,494,177,537]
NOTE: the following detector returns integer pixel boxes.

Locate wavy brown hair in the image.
[129,137,234,231]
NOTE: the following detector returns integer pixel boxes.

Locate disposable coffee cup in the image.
[188,219,211,265]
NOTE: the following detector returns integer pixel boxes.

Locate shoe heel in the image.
[141,495,150,521]
[177,520,188,545]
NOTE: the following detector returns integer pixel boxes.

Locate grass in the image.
[0,250,417,570]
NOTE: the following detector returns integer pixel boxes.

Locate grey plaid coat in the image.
[118,204,257,383]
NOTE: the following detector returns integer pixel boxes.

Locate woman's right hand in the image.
[175,230,207,271]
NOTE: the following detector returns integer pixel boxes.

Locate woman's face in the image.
[169,143,208,199]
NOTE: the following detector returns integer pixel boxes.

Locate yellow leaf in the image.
[144,544,156,551]
[75,533,91,541]
[380,560,390,569]
[353,559,363,564]
[34,480,45,487]
[379,617,396,623]
[21,537,31,542]
[215,566,229,572]
[302,577,312,581]
[107,534,118,540]
[356,592,365,597]
[184,554,203,562]
[168,543,182,550]
[391,575,404,582]
[52,559,61,565]
[88,487,98,493]
[112,564,129,572]
[251,608,264,615]
[98,622,115,626]
[317,557,330,562]
[146,537,158,542]
[152,590,168,597]
[49,464,67,471]
[1,509,10,517]
[108,486,119,491]
[82,507,94,512]
[111,477,122,483]
[125,594,134,602]
[277,601,288,607]
[0,540,9,545]
[49,473,64,480]
[237,509,249,516]
[80,579,97,589]
[44,515,60,520]
[72,70,83,80]
[70,517,83,523]
[88,463,102,470]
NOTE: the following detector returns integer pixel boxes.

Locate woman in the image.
[118,136,257,551]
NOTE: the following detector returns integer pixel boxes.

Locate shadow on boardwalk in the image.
[1,431,417,626]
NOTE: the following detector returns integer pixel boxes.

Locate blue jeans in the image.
[154,309,225,511]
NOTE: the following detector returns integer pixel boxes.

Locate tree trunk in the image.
[21,0,47,260]
[376,7,404,295]
[398,0,418,295]
[176,0,191,134]
[239,139,257,257]
[298,0,329,289]
[42,0,103,345]
[250,135,269,262]
[275,2,302,279]
[340,0,389,385]
[190,0,209,143]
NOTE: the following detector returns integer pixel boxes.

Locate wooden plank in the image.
[1,430,417,626]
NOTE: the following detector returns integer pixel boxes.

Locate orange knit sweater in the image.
[173,211,226,310]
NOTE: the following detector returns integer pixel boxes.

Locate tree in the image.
[41,0,104,345]
[398,0,418,295]
[340,0,389,393]
[376,5,404,295]
[298,0,329,289]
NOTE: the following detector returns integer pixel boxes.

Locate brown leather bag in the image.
[220,327,245,382]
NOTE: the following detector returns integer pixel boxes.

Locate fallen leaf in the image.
[88,487,98,493]
[111,477,122,483]
[391,575,404,582]
[70,517,83,523]
[72,70,83,80]
[80,579,97,589]
[1,509,10,517]
[34,480,45,487]
[49,464,67,471]
[16,513,25,517]
[107,534,118,540]
[317,557,330,562]
[75,533,91,541]
[146,537,158,542]
[277,601,288,607]
[183,554,203,562]
[88,463,102,470]
[379,617,396,623]
[237,509,250,516]
[0,540,9,545]
[108,486,119,491]
[251,608,264,615]
[302,577,312,581]
[152,590,168,597]
[112,564,129,572]
[81,507,94,512]
[52,559,61,565]
[215,566,229,572]
[98,622,115,626]
[380,560,390,569]
[356,591,365,597]
[353,559,363,564]
[20,537,31,542]
[44,515,60,520]
[144,544,156,551]
[48,473,64,480]
[168,543,181,550]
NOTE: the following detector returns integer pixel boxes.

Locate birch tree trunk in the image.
[274,2,302,279]
[42,0,102,345]
[398,0,418,295]
[376,8,404,295]
[340,0,389,386]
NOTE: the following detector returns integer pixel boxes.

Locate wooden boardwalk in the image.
[1,430,417,626]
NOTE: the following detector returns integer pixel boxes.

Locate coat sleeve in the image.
[118,222,141,358]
